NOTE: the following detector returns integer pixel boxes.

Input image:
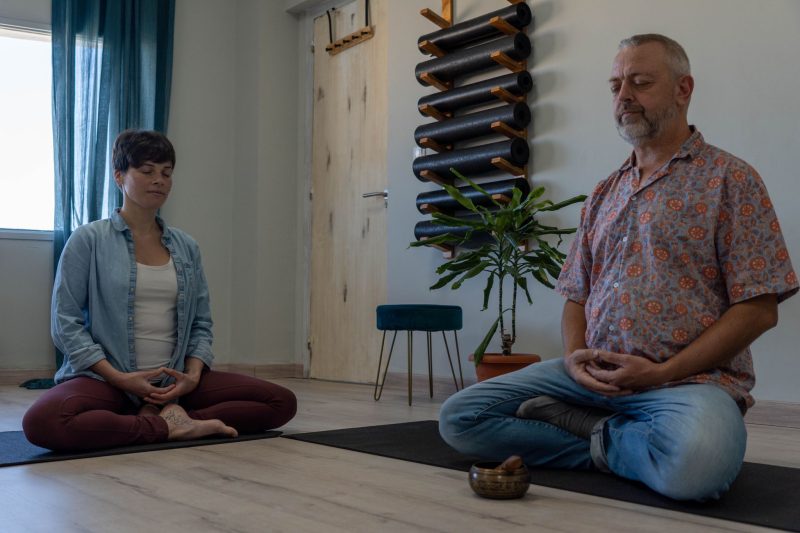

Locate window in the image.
[0,24,54,232]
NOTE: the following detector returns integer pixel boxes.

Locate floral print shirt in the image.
[556,128,798,410]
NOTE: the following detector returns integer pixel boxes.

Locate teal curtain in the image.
[23,0,175,388]
[52,0,175,261]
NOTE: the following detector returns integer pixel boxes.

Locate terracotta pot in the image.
[470,353,542,382]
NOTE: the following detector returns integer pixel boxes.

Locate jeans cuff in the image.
[590,416,612,473]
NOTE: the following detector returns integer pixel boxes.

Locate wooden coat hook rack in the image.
[325,0,375,56]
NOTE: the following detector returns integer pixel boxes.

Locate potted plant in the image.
[411,169,586,381]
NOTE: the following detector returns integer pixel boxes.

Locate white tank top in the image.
[134,258,178,370]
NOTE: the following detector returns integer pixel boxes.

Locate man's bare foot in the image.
[138,404,161,417]
[159,403,238,441]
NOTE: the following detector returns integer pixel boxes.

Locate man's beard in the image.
[615,102,679,146]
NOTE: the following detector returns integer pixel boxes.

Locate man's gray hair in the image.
[619,34,691,78]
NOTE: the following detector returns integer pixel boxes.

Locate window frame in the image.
[0,16,54,240]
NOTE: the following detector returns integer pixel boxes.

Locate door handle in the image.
[362,189,388,208]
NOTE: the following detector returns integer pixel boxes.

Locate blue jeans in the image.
[439,358,747,501]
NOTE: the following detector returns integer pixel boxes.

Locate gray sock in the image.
[516,396,612,439]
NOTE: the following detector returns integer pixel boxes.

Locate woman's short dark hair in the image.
[112,129,176,172]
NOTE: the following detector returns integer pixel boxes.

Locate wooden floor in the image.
[1,377,798,533]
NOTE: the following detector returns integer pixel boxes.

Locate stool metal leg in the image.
[454,330,464,388]
[442,331,461,391]
[427,332,434,398]
[373,331,398,401]
[407,330,413,406]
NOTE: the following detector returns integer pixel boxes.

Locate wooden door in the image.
[309,0,387,382]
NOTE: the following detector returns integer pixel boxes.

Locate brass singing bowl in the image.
[468,461,531,499]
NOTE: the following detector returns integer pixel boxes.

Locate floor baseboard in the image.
[0,369,57,386]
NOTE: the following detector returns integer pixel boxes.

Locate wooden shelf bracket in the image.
[418,39,446,58]
[490,51,527,73]
[491,157,527,177]
[419,137,452,153]
[420,0,452,29]
[490,86,527,105]
[421,237,456,259]
[491,121,527,140]
[418,103,451,122]
[419,72,453,92]
[419,169,453,186]
[488,16,520,36]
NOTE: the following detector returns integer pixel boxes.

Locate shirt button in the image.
[608,325,615,331]
[622,236,628,243]
[613,282,619,288]
[631,195,637,201]
[128,317,133,322]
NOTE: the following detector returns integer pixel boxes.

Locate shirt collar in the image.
[618,126,705,173]
[110,208,170,240]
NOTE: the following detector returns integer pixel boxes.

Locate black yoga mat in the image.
[414,215,492,250]
[416,177,530,214]
[416,33,531,85]
[413,138,529,182]
[285,421,800,532]
[418,71,533,115]
[0,430,280,467]
[418,3,532,54]
[414,102,531,146]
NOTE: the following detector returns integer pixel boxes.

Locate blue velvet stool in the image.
[374,304,464,405]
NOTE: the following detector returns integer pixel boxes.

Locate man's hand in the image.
[585,350,669,390]
[144,367,200,404]
[109,369,176,402]
[564,348,632,396]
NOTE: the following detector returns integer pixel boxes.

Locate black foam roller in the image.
[414,103,530,146]
[418,71,532,115]
[418,3,532,53]
[415,33,531,85]
[414,216,492,249]
[413,138,529,182]
[416,178,530,214]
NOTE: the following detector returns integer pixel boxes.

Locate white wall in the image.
[385,0,800,403]
[165,0,300,365]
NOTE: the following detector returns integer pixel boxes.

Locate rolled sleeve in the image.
[51,228,109,374]
[184,244,214,369]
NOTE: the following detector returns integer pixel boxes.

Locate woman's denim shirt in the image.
[51,209,213,391]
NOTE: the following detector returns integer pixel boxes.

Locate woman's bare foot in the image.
[159,403,238,441]
[138,404,161,417]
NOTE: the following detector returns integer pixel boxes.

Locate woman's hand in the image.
[109,369,177,403]
[143,367,200,404]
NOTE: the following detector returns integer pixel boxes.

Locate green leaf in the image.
[450,168,491,197]
[452,261,490,290]
[532,268,555,289]
[429,270,461,290]
[538,194,587,212]
[516,275,533,304]
[430,212,486,228]
[473,316,501,366]
[440,181,479,213]
[482,273,495,310]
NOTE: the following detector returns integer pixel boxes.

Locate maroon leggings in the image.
[22,370,297,452]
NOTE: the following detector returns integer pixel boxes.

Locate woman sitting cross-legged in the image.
[23,129,297,451]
